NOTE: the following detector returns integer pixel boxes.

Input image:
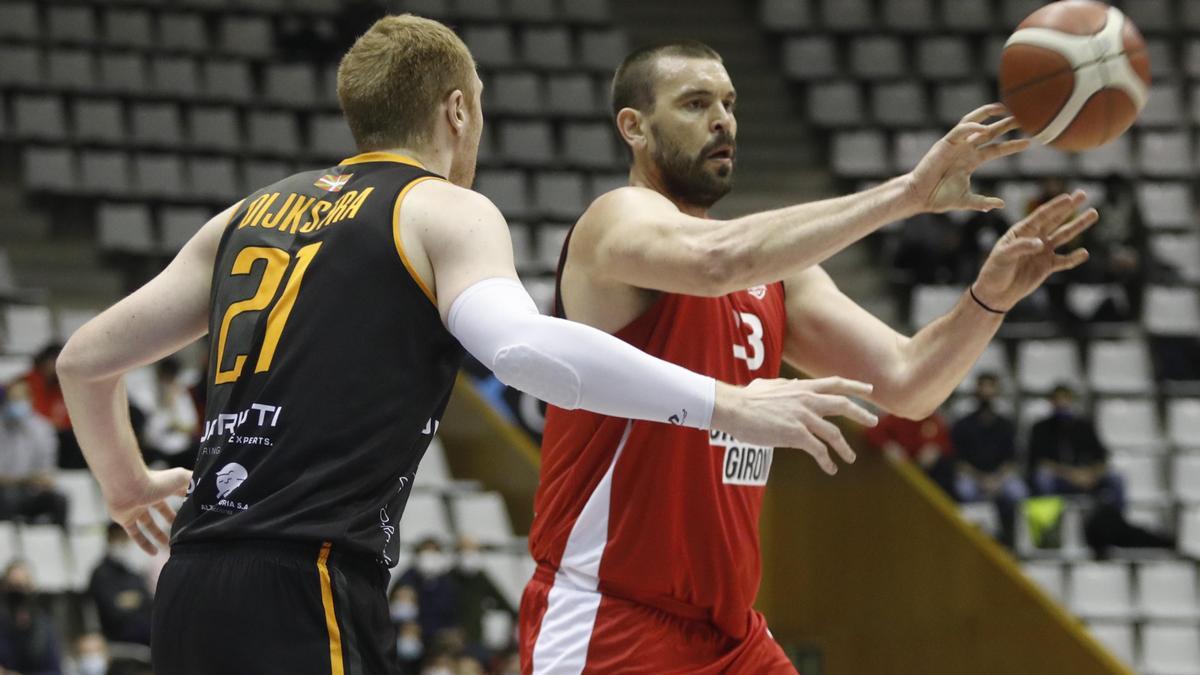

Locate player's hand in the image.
[106,467,192,555]
[905,103,1031,214]
[711,377,878,476]
[973,190,1097,312]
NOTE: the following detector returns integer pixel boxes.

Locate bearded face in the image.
[649,121,735,209]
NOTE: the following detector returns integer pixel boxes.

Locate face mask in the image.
[396,637,423,660]
[389,600,418,623]
[77,653,107,675]
[4,400,32,420]
[416,551,446,577]
[458,551,482,574]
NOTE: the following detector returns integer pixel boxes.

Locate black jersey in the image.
[171,152,464,566]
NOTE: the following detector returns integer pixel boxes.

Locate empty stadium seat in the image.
[308,113,356,162]
[1016,143,1073,176]
[22,147,77,193]
[1140,83,1185,126]
[480,550,535,609]
[398,492,451,545]
[1096,398,1163,451]
[450,492,514,546]
[1022,561,1066,603]
[1077,134,1132,177]
[849,37,905,79]
[1168,399,1200,451]
[546,74,599,116]
[809,81,864,127]
[0,355,32,385]
[131,103,184,148]
[456,0,504,20]
[1141,623,1200,675]
[1139,183,1193,230]
[74,98,126,145]
[187,156,239,203]
[21,525,71,592]
[0,2,39,41]
[56,470,106,528]
[416,436,453,490]
[1137,561,1200,620]
[160,206,209,252]
[1070,562,1133,619]
[218,16,273,59]
[893,130,941,172]
[150,57,200,100]
[55,309,96,343]
[521,26,572,70]
[499,120,555,166]
[872,81,928,127]
[264,63,319,108]
[188,106,242,153]
[0,522,17,569]
[935,82,989,125]
[1182,508,1200,558]
[510,0,557,22]
[1175,455,1200,504]
[821,0,873,31]
[880,0,934,32]
[524,276,556,314]
[247,111,301,156]
[134,153,186,199]
[201,60,254,104]
[578,29,628,72]
[508,223,534,272]
[1086,622,1136,669]
[47,48,95,92]
[916,37,972,78]
[783,36,837,80]
[465,25,515,68]
[1109,455,1166,504]
[1139,131,1193,177]
[1088,339,1153,395]
[562,122,618,169]
[536,224,571,271]
[13,95,67,142]
[96,202,154,253]
[488,71,544,116]
[832,130,887,176]
[475,170,530,219]
[561,0,609,23]
[69,528,107,592]
[47,5,95,45]
[1145,287,1200,336]
[103,8,152,49]
[158,12,207,53]
[3,305,54,355]
[1151,234,1200,283]
[243,160,293,192]
[910,285,962,328]
[1017,339,1081,393]
[588,173,626,201]
[534,172,586,220]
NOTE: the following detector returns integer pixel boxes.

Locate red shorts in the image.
[519,573,796,674]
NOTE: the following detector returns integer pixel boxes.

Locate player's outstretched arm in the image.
[782,192,1096,420]
[575,104,1028,298]
[56,202,240,553]
[400,180,877,474]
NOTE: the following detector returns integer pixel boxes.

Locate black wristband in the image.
[970,285,1006,314]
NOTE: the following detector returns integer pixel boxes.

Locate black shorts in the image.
[152,539,396,675]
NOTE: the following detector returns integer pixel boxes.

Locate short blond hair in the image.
[337,15,476,151]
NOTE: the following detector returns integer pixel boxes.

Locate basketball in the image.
[999,0,1150,151]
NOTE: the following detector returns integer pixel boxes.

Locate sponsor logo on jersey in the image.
[748,285,767,299]
[200,402,283,445]
[314,173,352,192]
[200,463,251,514]
[710,430,774,486]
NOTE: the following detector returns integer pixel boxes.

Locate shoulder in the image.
[400,180,503,224]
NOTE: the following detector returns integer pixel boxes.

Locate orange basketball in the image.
[999,0,1150,151]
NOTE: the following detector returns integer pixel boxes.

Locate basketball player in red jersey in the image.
[520,41,1099,673]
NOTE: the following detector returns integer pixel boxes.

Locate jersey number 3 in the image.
[732,311,764,371]
[214,242,322,384]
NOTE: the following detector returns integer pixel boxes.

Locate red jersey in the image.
[530,280,787,641]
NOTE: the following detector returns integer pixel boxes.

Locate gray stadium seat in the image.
[782,36,837,81]
[1146,38,1174,80]
[0,46,43,87]
[22,147,77,193]
[508,223,534,272]
[97,202,154,253]
[13,95,67,142]
[955,342,1012,393]
[831,130,888,176]
[510,0,556,21]
[1077,134,1132,177]
[47,5,96,45]
[81,150,132,196]
[98,53,149,95]
[1183,508,1200,558]
[1139,83,1184,126]
[1088,339,1152,395]
[849,37,905,79]
[588,173,626,201]
[464,25,515,68]
[73,99,126,145]
[1022,561,1066,603]
[242,160,293,192]
[218,16,273,59]
[1151,234,1200,283]
[134,153,186,199]
[188,106,241,153]
[1173,455,1200,503]
[3,305,53,355]
[520,26,571,69]
[69,529,107,592]
[55,309,96,342]
[546,74,598,116]
[188,156,239,203]
[562,122,618,169]
[403,0,452,19]
[1137,562,1200,620]
[578,29,627,72]
[1144,286,1200,335]
[1096,398,1162,451]
[158,13,207,53]
[1086,622,1135,670]
[265,63,319,108]
[247,111,301,156]
[202,60,254,103]
[0,523,17,570]
[534,171,586,220]
[450,491,514,546]
[0,2,39,41]
[880,0,934,32]
[131,103,184,148]
[1109,454,1166,504]
[318,63,340,108]
[1001,0,1045,27]
[1069,562,1133,620]
[160,206,211,252]
[103,8,153,49]
[809,81,863,127]
[499,120,555,166]
[917,38,972,79]
[308,113,357,163]
[398,492,451,545]
[1140,623,1200,675]
[151,57,200,100]
[56,471,105,528]
[561,0,609,23]
[1168,399,1200,451]
[47,49,95,92]
[1138,183,1192,230]
[761,0,813,31]
[935,82,989,125]
[488,71,543,115]
[820,0,872,31]
[474,170,530,219]
[455,0,503,19]
[1017,338,1081,392]
[872,81,928,127]
[910,285,962,328]
[1016,142,1073,176]
[416,436,453,489]
[1122,0,1173,33]
[21,526,71,592]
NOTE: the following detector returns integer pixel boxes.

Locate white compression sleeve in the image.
[447,277,715,429]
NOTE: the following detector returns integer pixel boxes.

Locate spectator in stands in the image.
[396,620,424,675]
[88,523,152,646]
[24,344,83,469]
[892,212,974,285]
[1028,384,1125,510]
[396,538,460,644]
[70,633,109,675]
[0,559,64,674]
[865,409,957,498]
[139,358,198,470]
[449,536,513,656]
[0,382,67,529]
[951,373,1027,547]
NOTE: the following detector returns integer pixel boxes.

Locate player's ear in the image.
[616,108,647,151]
[445,89,468,136]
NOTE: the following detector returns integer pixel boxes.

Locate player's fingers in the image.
[964,193,1006,212]
[792,427,838,476]
[154,500,177,526]
[999,236,1045,260]
[1052,248,1090,273]
[983,115,1023,138]
[1015,193,1074,235]
[137,511,168,548]
[976,138,1031,165]
[808,393,879,427]
[125,520,157,556]
[947,122,989,145]
[960,102,1008,125]
[806,376,874,398]
[1046,208,1099,247]
[805,414,857,465]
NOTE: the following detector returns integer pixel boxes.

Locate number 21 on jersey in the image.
[732,311,764,371]
[214,242,322,385]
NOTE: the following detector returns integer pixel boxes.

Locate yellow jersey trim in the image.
[317,542,345,675]
[392,176,445,306]
[338,152,425,169]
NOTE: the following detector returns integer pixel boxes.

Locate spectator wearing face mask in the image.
[396,539,459,644]
[0,382,67,529]
[449,537,513,655]
[24,344,84,469]
[1028,384,1125,510]
[395,619,423,675]
[71,633,109,675]
[0,559,64,674]
[88,523,153,646]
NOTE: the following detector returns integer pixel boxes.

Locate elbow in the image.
[691,231,746,297]
[56,334,97,384]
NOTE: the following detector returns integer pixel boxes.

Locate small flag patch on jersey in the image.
[315,173,352,192]
[748,285,767,299]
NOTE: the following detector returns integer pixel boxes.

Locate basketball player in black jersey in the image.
[57,15,881,674]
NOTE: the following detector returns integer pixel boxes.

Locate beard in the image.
[650,124,735,209]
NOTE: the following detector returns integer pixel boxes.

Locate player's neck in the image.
[373,146,452,179]
[628,165,710,218]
